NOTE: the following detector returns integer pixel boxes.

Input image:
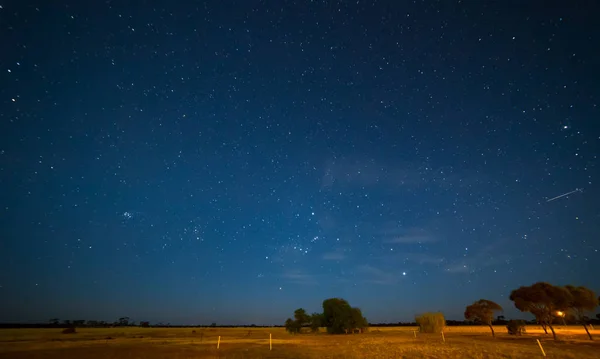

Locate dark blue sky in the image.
[1,1,599,325]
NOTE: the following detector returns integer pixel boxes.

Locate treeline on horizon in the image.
[10,317,600,330]
[2,282,598,336]
[278,283,599,340]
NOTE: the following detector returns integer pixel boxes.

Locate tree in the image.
[309,313,323,333]
[49,318,59,326]
[294,308,309,328]
[118,317,130,326]
[140,321,150,328]
[564,285,599,340]
[284,318,300,334]
[322,298,353,334]
[509,282,572,340]
[72,320,86,327]
[464,299,503,337]
[349,307,368,333]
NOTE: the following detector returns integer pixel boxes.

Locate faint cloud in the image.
[321,156,488,193]
[381,227,439,244]
[322,249,346,261]
[280,270,318,285]
[321,157,424,190]
[316,212,337,231]
[444,239,511,274]
[445,263,471,273]
[376,252,445,268]
[402,253,445,265]
[357,264,399,285]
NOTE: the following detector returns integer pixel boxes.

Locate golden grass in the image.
[0,325,599,358]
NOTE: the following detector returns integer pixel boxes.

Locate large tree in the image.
[509,282,571,340]
[294,308,309,328]
[464,299,503,337]
[309,312,323,333]
[564,285,598,340]
[349,307,368,333]
[322,298,354,334]
[284,318,300,334]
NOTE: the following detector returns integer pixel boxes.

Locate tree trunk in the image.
[548,324,557,341]
[488,324,495,337]
[541,323,548,334]
[582,324,593,340]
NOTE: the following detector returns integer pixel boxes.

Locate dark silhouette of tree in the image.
[284,318,300,334]
[284,298,367,335]
[322,298,354,334]
[596,313,600,321]
[49,318,59,326]
[63,320,71,327]
[294,308,309,328]
[506,320,526,335]
[464,299,503,337]
[348,307,368,333]
[510,282,571,340]
[309,313,323,333]
[72,320,85,327]
[140,321,150,328]
[565,285,599,340]
[118,317,130,326]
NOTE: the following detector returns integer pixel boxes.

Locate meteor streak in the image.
[546,188,583,202]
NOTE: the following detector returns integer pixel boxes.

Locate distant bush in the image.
[415,312,446,333]
[506,320,526,335]
[62,327,76,334]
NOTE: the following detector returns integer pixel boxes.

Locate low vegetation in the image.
[506,320,526,335]
[1,326,600,359]
[0,281,598,357]
[415,312,446,333]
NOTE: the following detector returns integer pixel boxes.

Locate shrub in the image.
[507,320,527,335]
[415,312,446,333]
[62,327,76,334]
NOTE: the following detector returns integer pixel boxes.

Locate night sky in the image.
[1,1,599,326]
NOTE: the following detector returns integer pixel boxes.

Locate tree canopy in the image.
[284,298,368,335]
[564,285,598,340]
[464,299,503,337]
[509,282,572,340]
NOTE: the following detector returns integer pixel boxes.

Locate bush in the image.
[415,312,446,333]
[62,327,76,334]
[507,320,526,335]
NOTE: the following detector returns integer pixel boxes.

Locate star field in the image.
[1,1,599,325]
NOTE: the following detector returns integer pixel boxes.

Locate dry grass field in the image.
[0,325,599,358]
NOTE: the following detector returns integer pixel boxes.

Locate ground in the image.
[0,325,599,358]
